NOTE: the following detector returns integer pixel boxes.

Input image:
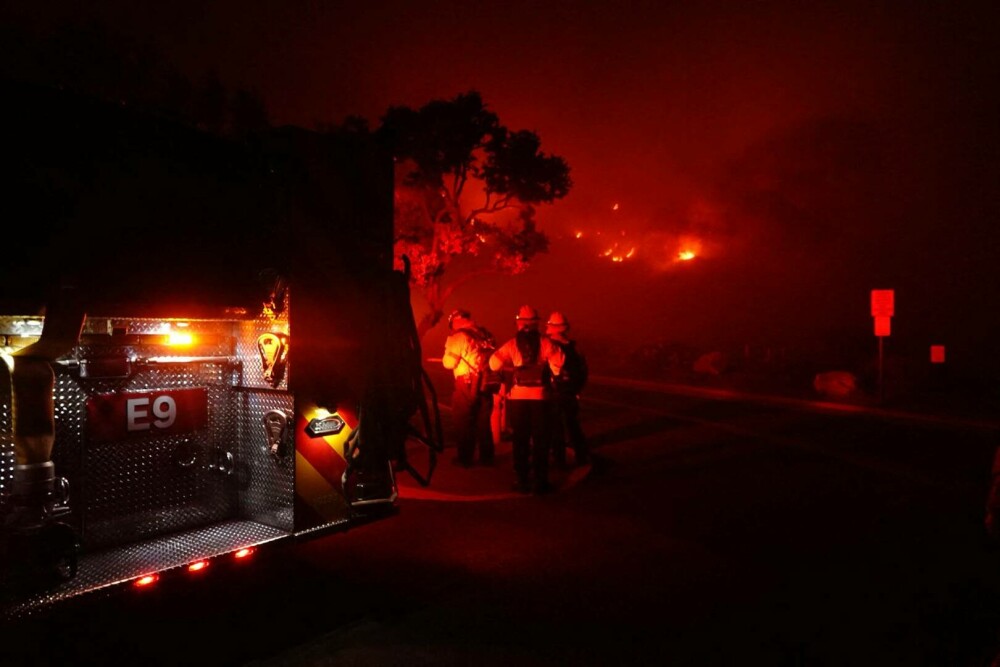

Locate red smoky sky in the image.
[6,1,1000,371]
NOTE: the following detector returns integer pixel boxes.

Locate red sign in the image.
[930,345,946,363]
[874,316,891,337]
[87,388,208,442]
[871,289,895,317]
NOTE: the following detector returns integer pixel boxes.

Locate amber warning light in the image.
[166,331,194,346]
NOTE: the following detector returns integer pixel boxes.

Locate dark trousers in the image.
[507,398,552,486]
[452,376,494,464]
[551,393,588,464]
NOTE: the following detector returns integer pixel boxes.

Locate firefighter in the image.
[546,311,590,468]
[442,309,496,467]
[489,305,565,494]
[2,355,63,530]
[3,287,82,526]
[1,285,83,581]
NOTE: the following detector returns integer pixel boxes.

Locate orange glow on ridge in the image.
[187,560,209,572]
[674,235,703,263]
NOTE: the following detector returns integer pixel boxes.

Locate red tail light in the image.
[233,547,255,560]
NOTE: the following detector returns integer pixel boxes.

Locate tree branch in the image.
[468,197,520,219]
[455,164,468,201]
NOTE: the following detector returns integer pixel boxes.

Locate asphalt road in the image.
[5,378,1000,666]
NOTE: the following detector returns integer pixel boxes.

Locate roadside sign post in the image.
[871,290,894,403]
[930,345,947,391]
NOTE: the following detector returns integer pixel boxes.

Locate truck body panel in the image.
[0,80,435,620]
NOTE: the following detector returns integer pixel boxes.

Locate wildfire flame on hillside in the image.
[570,201,717,268]
[674,235,703,263]
[574,228,706,266]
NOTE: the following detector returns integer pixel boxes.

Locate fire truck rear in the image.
[0,81,440,620]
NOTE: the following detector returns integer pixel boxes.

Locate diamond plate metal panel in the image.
[0,317,43,500]
[1,311,300,620]
[2,520,288,620]
[0,372,11,499]
[51,367,87,538]
[238,391,294,531]
[77,365,236,549]
[2,314,297,552]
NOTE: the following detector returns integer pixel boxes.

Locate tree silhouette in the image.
[376,91,571,339]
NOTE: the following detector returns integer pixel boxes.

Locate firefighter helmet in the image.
[515,305,539,330]
[448,309,472,330]
[546,311,569,333]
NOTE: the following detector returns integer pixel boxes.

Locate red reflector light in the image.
[187,560,210,572]
[133,574,159,588]
[233,547,255,560]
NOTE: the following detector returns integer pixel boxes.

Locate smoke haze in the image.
[6,1,999,377]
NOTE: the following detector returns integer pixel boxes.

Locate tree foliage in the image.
[376,91,571,338]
